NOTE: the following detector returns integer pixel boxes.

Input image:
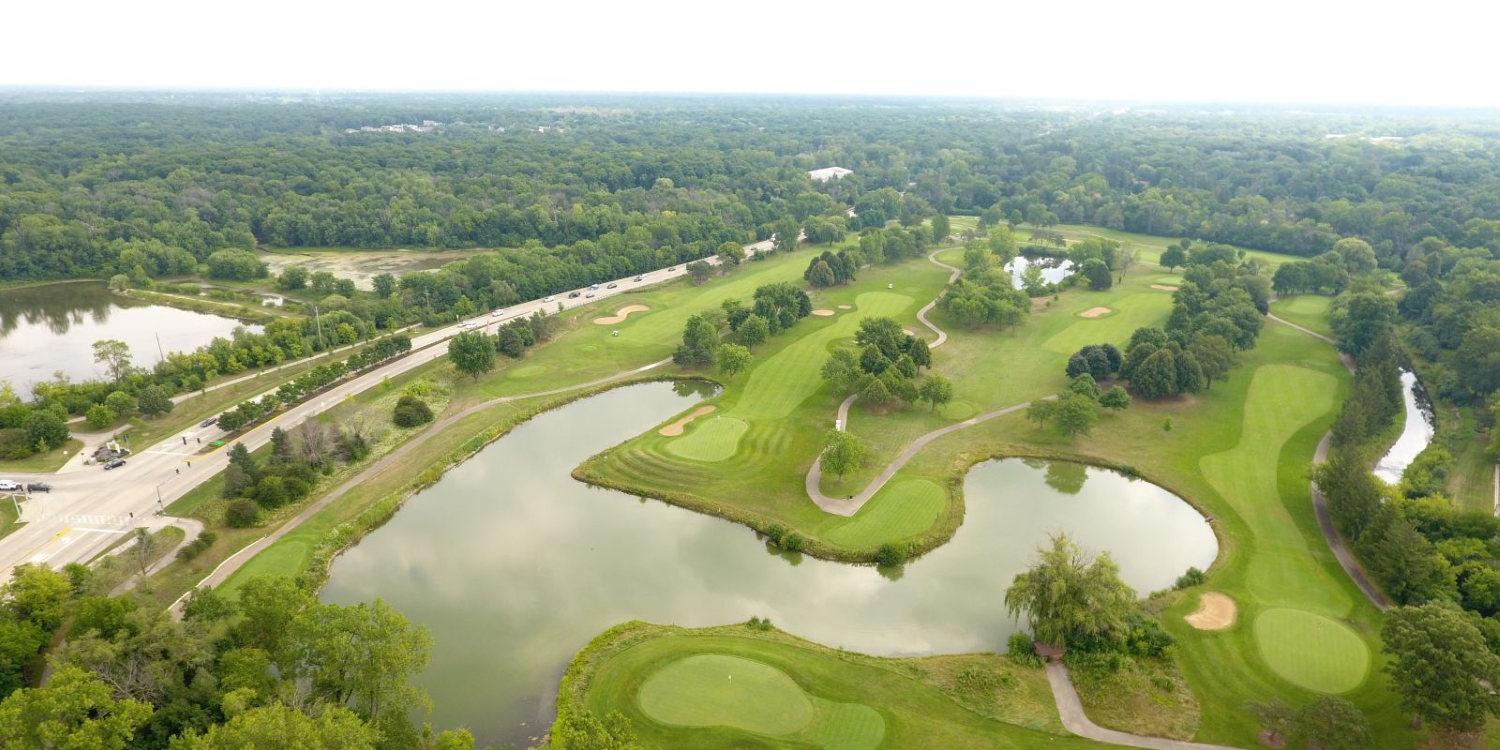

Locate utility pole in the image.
[313,304,325,351]
[155,332,166,364]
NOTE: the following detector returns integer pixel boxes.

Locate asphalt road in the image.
[0,241,770,582]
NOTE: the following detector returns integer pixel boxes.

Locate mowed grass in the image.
[1042,291,1173,354]
[639,655,815,733]
[575,623,1106,750]
[1270,294,1335,339]
[665,418,749,463]
[1253,609,1371,694]
[824,479,945,548]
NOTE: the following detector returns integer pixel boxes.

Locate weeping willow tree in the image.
[1004,533,1136,648]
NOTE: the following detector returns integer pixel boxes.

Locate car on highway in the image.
[634,275,643,281]
[0,480,20,491]
[668,266,676,271]
[103,458,126,470]
[567,291,581,298]
[200,416,218,428]
[589,284,600,291]
[26,482,50,493]
[543,296,555,302]
[585,292,595,298]
[458,321,475,330]
[607,282,618,289]
[491,309,506,317]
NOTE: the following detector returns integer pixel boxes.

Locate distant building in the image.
[808,167,853,182]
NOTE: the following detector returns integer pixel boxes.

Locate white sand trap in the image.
[1080,307,1112,319]
[659,406,717,436]
[811,309,836,317]
[1151,284,1180,292]
[593,305,650,325]
[1185,592,1236,630]
[837,305,852,310]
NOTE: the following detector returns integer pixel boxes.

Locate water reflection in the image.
[0,282,259,388]
[1373,370,1435,485]
[1004,255,1076,289]
[320,383,1216,748]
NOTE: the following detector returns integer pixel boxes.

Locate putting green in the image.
[1254,609,1370,693]
[826,479,946,548]
[665,418,749,462]
[801,698,886,750]
[638,654,813,734]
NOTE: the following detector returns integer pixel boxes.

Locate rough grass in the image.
[1253,608,1371,693]
[0,438,84,472]
[638,654,815,733]
[569,621,1101,750]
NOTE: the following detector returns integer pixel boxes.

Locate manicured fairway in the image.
[1042,292,1173,353]
[639,654,814,733]
[666,418,749,463]
[1270,294,1335,339]
[1253,608,1370,693]
[1200,365,1354,618]
[800,699,886,750]
[825,479,945,548]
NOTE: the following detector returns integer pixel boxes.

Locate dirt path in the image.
[1266,311,1390,611]
[1046,663,1247,750]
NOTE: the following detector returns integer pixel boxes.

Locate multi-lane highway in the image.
[0,241,770,581]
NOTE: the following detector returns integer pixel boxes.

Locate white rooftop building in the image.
[808,167,853,182]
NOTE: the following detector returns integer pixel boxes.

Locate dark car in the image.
[568,291,581,299]
[668,266,677,271]
[200,416,218,428]
[634,275,643,281]
[104,458,126,470]
[26,482,50,493]
[607,283,618,289]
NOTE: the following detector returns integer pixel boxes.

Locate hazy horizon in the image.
[12,0,1500,108]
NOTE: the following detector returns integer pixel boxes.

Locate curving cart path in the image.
[806,249,1042,516]
[1265,309,1390,610]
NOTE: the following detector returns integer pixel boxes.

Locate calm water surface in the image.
[1005,255,1076,289]
[321,383,1216,747]
[1373,370,1435,484]
[0,282,256,387]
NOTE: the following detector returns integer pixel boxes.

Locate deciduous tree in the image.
[821,430,866,480]
[448,331,495,381]
[1004,533,1136,648]
[716,344,752,381]
[1382,603,1500,734]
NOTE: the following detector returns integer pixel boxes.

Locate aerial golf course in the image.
[214,224,1426,748]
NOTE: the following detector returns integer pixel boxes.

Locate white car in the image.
[491,309,505,317]
[458,321,476,330]
[543,296,555,302]
[0,480,19,491]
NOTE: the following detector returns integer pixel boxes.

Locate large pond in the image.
[1005,255,1075,289]
[321,382,1217,747]
[0,281,256,388]
[1373,370,1436,485]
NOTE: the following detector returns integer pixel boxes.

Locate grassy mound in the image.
[1253,608,1370,693]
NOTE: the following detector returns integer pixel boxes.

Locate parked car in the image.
[491,309,506,317]
[103,458,126,470]
[543,296,555,302]
[26,482,50,493]
[0,480,20,491]
[568,291,581,299]
[200,416,218,428]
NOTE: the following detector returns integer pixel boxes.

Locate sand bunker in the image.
[1080,307,1112,318]
[659,406,717,436]
[593,305,650,325]
[811,309,836,317]
[1151,284,1180,292]
[1185,592,1236,630]
[837,305,852,310]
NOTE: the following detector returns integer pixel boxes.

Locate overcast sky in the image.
[10,0,1499,107]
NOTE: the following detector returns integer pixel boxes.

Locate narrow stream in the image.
[1373,370,1435,485]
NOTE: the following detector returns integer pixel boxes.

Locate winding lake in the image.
[0,281,256,388]
[321,382,1217,747]
[1373,370,1436,485]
